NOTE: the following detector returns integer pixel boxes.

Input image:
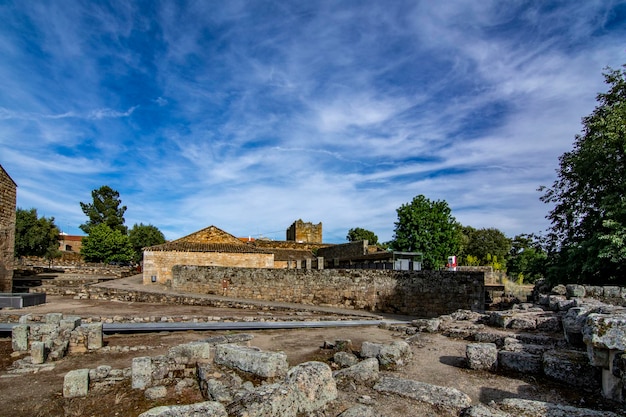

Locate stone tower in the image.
[286,219,322,243]
[0,164,17,292]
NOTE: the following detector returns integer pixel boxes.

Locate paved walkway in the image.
[93,274,413,321]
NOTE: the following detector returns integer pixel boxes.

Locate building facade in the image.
[286,219,322,243]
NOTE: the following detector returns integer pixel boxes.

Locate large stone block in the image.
[31,341,46,364]
[168,341,213,361]
[333,357,380,388]
[373,376,472,409]
[284,361,337,413]
[583,313,626,351]
[85,323,103,350]
[132,356,153,389]
[542,350,599,388]
[12,324,28,352]
[63,368,90,398]
[215,344,288,379]
[466,343,497,371]
[498,351,542,375]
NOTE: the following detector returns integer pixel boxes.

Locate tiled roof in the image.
[264,248,315,261]
[146,241,272,254]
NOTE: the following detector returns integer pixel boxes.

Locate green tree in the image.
[80,223,134,263]
[390,195,460,269]
[346,227,379,245]
[80,185,128,235]
[14,208,60,258]
[464,227,511,267]
[540,65,626,284]
[128,223,166,263]
[507,234,547,283]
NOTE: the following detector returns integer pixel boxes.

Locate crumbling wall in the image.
[172,266,485,317]
[0,165,17,292]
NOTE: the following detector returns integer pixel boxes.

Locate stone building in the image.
[0,164,17,292]
[142,226,275,285]
[286,219,322,243]
[58,234,84,253]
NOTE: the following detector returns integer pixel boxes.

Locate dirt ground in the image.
[0,297,618,417]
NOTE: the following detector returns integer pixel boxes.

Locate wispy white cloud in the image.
[0,0,624,242]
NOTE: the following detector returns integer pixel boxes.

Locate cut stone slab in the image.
[132,356,152,389]
[168,341,213,360]
[497,398,622,417]
[63,368,90,398]
[542,349,599,388]
[85,323,103,350]
[583,313,626,351]
[138,401,228,417]
[373,376,471,409]
[215,344,288,379]
[333,357,380,388]
[12,324,28,352]
[31,341,46,365]
[498,351,542,375]
[466,343,497,371]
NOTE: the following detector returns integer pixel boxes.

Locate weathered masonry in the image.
[0,164,17,292]
[172,266,485,317]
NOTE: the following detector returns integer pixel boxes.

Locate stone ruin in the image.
[7,282,626,416]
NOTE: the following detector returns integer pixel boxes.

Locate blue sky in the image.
[1,1,624,243]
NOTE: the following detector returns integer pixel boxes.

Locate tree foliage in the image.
[346,227,379,245]
[540,66,626,284]
[391,195,460,269]
[15,208,60,259]
[507,234,547,284]
[128,223,166,263]
[464,227,511,267]
[80,185,128,235]
[80,223,134,263]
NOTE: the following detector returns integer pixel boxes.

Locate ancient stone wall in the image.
[286,220,322,243]
[172,266,485,317]
[0,165,17,292]
[142,250,274,285]
[317,241,367,260]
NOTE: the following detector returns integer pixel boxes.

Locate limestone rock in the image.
[566,284,586,299]
[466,343,497,371]
[411,318,440,333]
[215,344,288,379]
[360,341,383,359]
[334,351,359,368]
[138,401,227,417]
[63,368,90,398]
[284,361,337,413]
[583,313,626,351]
[373,376,471,409]
[378,341,411,369]
[542,349,599,388]
[132,356,153,389]
[498,351,542,374]
[333,357,380,388]
[227,361,336,417]
[497,398,621,417]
